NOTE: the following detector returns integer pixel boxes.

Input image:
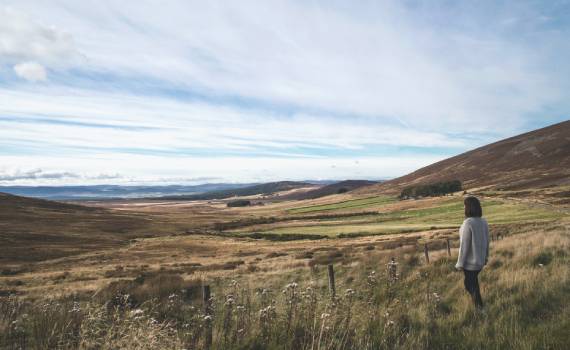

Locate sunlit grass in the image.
[2,223,568,349]
[242,198,565,237]
[287,196,396,214]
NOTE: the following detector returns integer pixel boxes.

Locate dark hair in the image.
[464,196,482,218]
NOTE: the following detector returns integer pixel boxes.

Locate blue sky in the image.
[0,0,569,185]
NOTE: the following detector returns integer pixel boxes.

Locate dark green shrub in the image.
[227,199,251,207]
[532,251,553,267]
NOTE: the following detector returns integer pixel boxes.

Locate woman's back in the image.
[456,217,489,271]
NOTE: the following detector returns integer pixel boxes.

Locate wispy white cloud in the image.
[0,167,121,183]
[13,61,47,82]
[0,154,446,186]
[0,87,465,153]
[3,1,565,129]
[0,6,79,70]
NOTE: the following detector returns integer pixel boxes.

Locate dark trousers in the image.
[463,269,483,309]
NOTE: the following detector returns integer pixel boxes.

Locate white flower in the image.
[285,282,298,289]
[225,295,235,305]
[69,302,81,313]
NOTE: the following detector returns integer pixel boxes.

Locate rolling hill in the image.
[158,181,315,200]
[0,183,255,200]
[280,180,378,200]
[0,192,152,264]
[358,120,570,194]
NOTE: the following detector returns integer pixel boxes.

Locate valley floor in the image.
[1,189,569,349]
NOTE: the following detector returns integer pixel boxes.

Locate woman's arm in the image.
[485,221,490,265]
[455,221,471,270]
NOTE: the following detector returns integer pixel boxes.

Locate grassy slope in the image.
[0,193,211,264]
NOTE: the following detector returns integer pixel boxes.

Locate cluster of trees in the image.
[400,180,462,199]
[226,199,251,207]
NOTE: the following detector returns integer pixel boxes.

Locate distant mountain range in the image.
[280,180,378,200]
[157,181,316,200]
[0,183,255,200]
[0,180,344,200]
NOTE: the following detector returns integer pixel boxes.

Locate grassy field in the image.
[231,197,565,238]
[1,220,568,349]
[287,196,396,214]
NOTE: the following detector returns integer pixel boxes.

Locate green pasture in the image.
[287,195,396,214]
[243,197,564,237]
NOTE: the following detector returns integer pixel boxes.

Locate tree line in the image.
[399,180,462,199]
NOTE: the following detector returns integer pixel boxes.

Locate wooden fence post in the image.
[424,244,430,264]
[203,285,212,350]
[327,264,336,298]
[446,239,451,257]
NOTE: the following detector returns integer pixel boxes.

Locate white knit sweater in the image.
[455,217,490,271]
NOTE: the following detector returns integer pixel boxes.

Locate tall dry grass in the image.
[1,223,569,349]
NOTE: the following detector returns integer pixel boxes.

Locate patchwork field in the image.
[287,195,396,214]
[228,195,566,238]
[2,190,567,297]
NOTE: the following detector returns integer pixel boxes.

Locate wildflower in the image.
[225,295,235,306]
[130,308,145,320]
[321,313,331,319]
[259,305,276,321]
[367,270,377,285]
[69,301,81,313]
[285,282,298,289]
[130,309,144,316]
[387,258,399,283]
[432,292,441,303]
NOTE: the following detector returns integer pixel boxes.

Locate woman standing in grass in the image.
[456,196,489,309]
